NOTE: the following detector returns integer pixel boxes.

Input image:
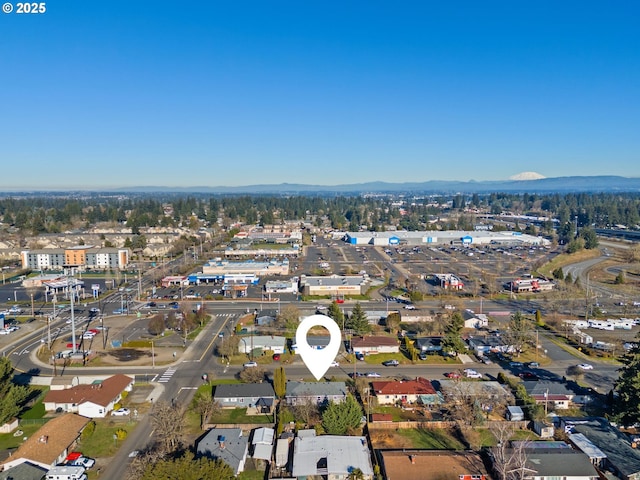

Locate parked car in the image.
[382,360,399,367]
[330,360,340,367]
[509,361,524,368]
[444,371,461,379]
[519,371,539,380]
[71,457,95,468]
[528,362,540,368]
[366,372,381,378]
[464,369,483,379]
[243,361,258,368]
[272,354,281,361]
[111,408,130,416]
[578,363,594,370]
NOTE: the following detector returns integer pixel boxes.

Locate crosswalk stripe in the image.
[158,367,177,383]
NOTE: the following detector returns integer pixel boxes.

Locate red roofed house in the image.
[43,374,134,418]
[371,377,442,406]
[351,336,399,355]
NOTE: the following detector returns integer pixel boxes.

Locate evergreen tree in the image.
[274,366,286,399]
[580,226,599,250]
[141,451,235,480]
[0,357,29,425]
[327,301,345,328]
[441,312,466,355]
[346,302,371,335]
[614,338,640,427]
[322,395,363,435]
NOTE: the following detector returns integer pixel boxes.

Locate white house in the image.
[351,336,400,354]
[43,374,134,418]
[237,335,287,355]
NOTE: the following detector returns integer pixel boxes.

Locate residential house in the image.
[213,383,275,414]
[371,378,441,406]
[0,461,48,480]
[413,337,443,354]
[379,450,489,480]
[466,335,510,355]
[291,430,373,479]
[43,374,134,418]
[562,416,640,480]
[196,428,249,475]
[515,451,599,480]
[351,336,399,355]
[438,380,513,407]
[462,309,489,329]
[522,380,586,410]
[237,335,287,355]
[2,414,89,470]
[285,381,348,407]
[251,427,275,461]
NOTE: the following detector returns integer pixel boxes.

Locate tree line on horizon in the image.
[1,191,639,241]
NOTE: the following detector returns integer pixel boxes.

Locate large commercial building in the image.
[21,246,130,271]
[344,230,551,247]
[200,259,290,278]
[298,274,370,296]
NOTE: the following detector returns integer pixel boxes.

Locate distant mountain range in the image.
[3,175,640,196]
[111,175,640,195]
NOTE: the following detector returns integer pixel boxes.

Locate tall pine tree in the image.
[614,338,640,426]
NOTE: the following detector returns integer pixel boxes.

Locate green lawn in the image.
[208,408,274,425]
[0,422,46,450]
[370,405,423,421]
[238,469,266,480]
[396,428,466,450]
[21,387,49,419]
[78,419,139,458]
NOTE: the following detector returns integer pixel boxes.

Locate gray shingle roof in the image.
[214,383,275,399]
[197,428,248,474]
[286,381,347,398]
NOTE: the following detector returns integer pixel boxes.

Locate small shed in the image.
[506,406,524,421]
[533,420,555,439]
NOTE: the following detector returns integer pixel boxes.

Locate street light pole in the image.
[69,277,77,354]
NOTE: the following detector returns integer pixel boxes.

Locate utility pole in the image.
[69,277,77,354]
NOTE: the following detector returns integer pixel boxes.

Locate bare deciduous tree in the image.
[150,401,186,453]
[292,398,321,427]
[277,304,301,330]
[193,392,221,429]
[489,423,531,480]
[239,366,266,383]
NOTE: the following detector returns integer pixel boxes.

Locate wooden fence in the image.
[368,420,529,430]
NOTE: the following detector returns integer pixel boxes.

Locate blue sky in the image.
[1,1,639,189]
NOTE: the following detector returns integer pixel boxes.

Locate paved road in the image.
[2,291,624,477]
